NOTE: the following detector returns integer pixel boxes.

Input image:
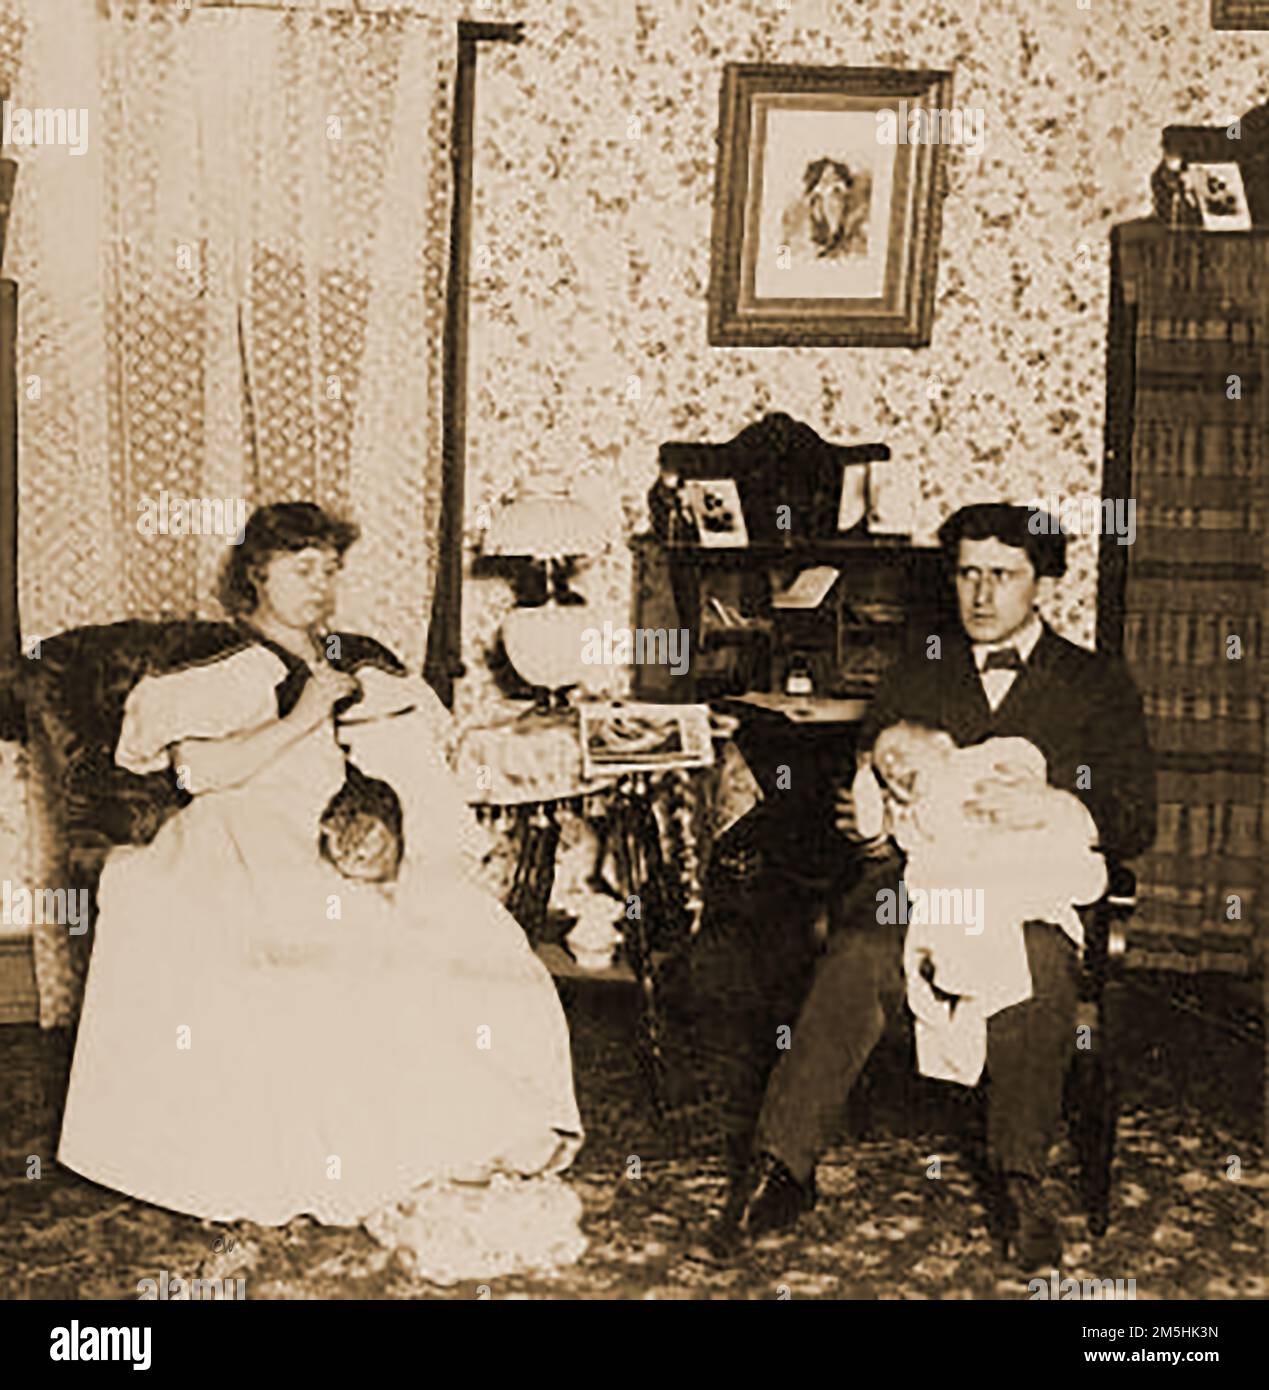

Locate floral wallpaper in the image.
[453,0,1267,723]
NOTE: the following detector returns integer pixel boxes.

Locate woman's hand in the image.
[171,663,354,795]
[291,664,359,732]
[985,753,1046,786]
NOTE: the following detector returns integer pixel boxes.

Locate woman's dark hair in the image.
[219,502,360,616]
[936,502,1067,580]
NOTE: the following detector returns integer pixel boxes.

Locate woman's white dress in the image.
[57,645,586,1284]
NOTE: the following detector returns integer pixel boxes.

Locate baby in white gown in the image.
[853,722,1107,1084]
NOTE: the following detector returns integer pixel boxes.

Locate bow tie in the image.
[981,646,1024,673]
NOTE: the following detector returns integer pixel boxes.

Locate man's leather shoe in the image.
[1001,1174,1061,1272]
[688,1153,816,1263]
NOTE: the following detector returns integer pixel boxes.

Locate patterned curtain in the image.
[7,0,454,668]
[1116,227,1267,976]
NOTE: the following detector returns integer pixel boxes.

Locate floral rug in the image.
[1,976,1262,1301]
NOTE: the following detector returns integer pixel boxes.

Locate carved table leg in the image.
[505,802,560,944]
[606,774,695,1118]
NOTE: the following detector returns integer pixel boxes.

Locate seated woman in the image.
[57,502,585,1285]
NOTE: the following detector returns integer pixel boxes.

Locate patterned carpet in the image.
[1,975,1263,1301]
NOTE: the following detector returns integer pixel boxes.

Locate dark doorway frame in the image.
[424,19,525,708]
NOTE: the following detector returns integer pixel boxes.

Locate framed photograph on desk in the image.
[682,479,749,547]
[1186,162,1253,230]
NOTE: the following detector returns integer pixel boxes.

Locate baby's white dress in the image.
[855,736,1107,1085]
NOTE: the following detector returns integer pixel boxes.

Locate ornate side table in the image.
[454,707,757,1111]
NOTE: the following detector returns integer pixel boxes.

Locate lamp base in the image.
[542,687,575,714]
[501,603,594,696]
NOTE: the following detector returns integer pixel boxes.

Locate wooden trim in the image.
[0,281,20,740]
[423,34,477,707]
[1097,227,1136,657]
[425,21,524,708]
[457,21,525,43]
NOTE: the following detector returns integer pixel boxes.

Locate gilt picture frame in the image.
[707,64,952,348]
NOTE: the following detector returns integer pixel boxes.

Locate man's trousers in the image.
[754,864,1080,1184]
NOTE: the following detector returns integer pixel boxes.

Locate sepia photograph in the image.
[1187,160,1254,229]
[579,699,713,776]
[681,476,749,546]
[0,0,1264,1368]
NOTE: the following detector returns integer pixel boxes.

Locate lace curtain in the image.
[8,0,454,668]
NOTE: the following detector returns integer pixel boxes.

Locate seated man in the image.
[695,502,1157,1269]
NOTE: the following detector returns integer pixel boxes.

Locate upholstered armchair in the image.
[19,618,524,1033]
[21,620,250,1018]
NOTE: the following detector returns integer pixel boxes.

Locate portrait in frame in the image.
[1186,161,1253,229]
[707,64,953,347]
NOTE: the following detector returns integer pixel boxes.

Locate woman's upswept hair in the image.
[219,501,360,616]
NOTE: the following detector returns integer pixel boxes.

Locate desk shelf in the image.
[631,532,951,704]
[656,536,918,561]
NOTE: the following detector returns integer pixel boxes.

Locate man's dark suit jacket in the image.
[857,624,1157,862]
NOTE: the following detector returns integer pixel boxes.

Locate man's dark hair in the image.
[219,501,360,616]
[937,502,1066,579]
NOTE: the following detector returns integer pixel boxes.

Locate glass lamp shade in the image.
[501,604,595,692]
[484,495,606,559]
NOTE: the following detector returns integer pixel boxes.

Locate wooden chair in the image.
[847,858,1140,1238]
[1067,860,1138,1236]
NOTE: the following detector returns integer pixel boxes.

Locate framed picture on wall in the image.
[707,64,952,347]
